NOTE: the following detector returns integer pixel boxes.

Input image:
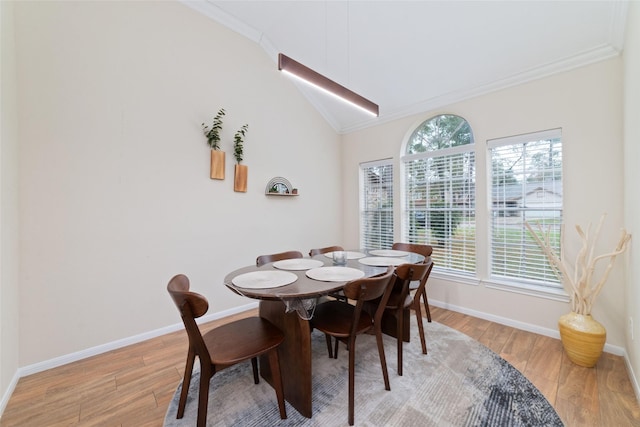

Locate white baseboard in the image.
[0,371,20,419]
[0,301,258,419]
[429,299,626,356]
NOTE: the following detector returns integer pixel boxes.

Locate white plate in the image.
[368,249,411,257]
[323,251,367,260]
[306,267,365,282]
[232,271,298,289]
[273,259,324,271]
[358,257,408,266]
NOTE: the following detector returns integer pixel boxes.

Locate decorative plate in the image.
[368,249,411,257]
[306,267,365,282]
[273,259,324,271]
[358,257,408,266]
[232,271,298,289]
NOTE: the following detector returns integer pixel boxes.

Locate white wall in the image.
[1,0,20,409]
[13,1,342,367]
[342,58,627,348]
[623,0,640,394]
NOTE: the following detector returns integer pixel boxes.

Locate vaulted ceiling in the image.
[186,1,628,133]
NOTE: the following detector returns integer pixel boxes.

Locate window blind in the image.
[403,151,476,274]
[360,160,394,250]
[489,129,563,288]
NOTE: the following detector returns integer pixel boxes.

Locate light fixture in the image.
[278,53,379,117]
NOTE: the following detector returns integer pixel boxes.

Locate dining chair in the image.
[311,267,395,426]
[392,242,434,322]
[308,245,344,257]
[256,250,303,267]
[167,274,287,427]
[379,261,434,376]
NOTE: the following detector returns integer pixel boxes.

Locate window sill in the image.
[483,278,570,303]
[430,271,570,303]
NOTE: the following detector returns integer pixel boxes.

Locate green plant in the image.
[202,108,226,150]
[233,124,249,163]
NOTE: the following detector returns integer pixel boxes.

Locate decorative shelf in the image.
[265,177,298,196]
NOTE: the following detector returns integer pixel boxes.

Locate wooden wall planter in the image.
[234,164,248,192]
[210,150,225,180]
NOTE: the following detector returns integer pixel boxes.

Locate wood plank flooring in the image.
[1,306,639,426]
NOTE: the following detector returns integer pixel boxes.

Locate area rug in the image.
[164,317,563,426]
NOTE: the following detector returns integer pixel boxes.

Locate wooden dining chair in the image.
[379,261,434,376]
[308,245,344,257]
[392,242,434,322]
[256,250,303,267]
[167,274,287,427]
[311,267,395,426]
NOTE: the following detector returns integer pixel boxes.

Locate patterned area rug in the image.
[164,317,563,426]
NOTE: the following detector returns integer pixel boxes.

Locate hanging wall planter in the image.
[202,108,226,180]
[210,150,225,180]
[234,164,248,192]
[233,124,249,192]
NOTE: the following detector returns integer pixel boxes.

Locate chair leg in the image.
[348,337,356,426]
[251,357,259,384]
[414,301,428,354]
[334,336,339,359]
[375,324,391,391]
[397,308,404,376]
[325,334,334,358]
[197,364,212,427]
[267,349,287,420]
[177,349,195,419]
[422,290,432,322]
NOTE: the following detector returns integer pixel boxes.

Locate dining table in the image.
[223,249,426,418]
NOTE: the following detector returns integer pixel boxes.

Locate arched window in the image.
[402,114,476,274]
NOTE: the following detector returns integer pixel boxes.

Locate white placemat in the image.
[273,259,324,271]
[232,271,298,289]
[306,266,365,282]
[358,256,408,266]
[323,251,367,260]
[368,249,411,257]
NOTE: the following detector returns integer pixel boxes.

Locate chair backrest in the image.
[309,245,344,257]
[343,267,395,330]
[167,274,211,361]
[392,242,433,259]
[256,250,304,267]
[343,267,395,303]
[393,262,433,297]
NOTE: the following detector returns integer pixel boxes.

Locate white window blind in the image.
[402,115,476,275]
[489,129,563,288]
[360,160,394,250]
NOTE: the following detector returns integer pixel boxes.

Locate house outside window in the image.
[488,129,563,289]
[401,114,476,275]
[360,160,394,250]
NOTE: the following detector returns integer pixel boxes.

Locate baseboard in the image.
[623,350,640,403]
[429,299,626,357]
[2,300,259,411]
[0,371,20,420]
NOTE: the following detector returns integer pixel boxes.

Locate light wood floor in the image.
[2,306,639,426]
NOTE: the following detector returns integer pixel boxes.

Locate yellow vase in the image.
[558,312,606,368]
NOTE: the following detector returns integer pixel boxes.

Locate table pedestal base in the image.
[259,300,313,418]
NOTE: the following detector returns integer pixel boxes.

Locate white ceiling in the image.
[186,1,628,133]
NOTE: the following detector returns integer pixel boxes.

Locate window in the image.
[488,129,563,288]
[360,160,394,250]
[402,115,475,274]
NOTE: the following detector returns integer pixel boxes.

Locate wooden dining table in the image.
[223,249,425,418]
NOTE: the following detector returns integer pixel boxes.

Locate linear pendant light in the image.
[278,53,379,117]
